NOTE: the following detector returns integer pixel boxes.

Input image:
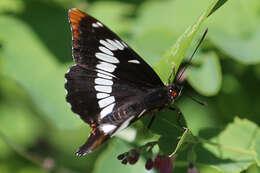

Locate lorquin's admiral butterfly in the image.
[65,8,207,156]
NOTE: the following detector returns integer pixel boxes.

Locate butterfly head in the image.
[168,83,183,101]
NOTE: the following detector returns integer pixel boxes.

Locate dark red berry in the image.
[128,149,139,165]
[159,156,173,173]
[153,155,162,170]
[117,153,126,160]
[130,149,139,158]
[145,158,153,170]
[153,155,174,173]
[121,158,128,165]
[128,156,138,165]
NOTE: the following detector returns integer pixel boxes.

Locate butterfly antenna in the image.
[176,28,208,82]
[183,93,208,106]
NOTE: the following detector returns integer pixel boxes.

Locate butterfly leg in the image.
[168,65,176,85]
[168,106,184,127]
[147,107,164,129]
[147,115,156,129]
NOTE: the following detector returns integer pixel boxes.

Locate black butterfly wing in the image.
[68,8,164,88]
[65,65,148,155]
[65,65,146,126]
[66,8,165,155]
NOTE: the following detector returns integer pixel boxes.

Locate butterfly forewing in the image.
[68,9,164,87]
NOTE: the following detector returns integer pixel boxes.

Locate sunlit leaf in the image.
[155,0,220,83]
[197,165,223,173]
[208,0,229,17]
[0,16,81,129]
[0,104,42,159]
[0,78,43,159]
[203,118,260,172]
[187,52,222,96]
[131,28,177,66]
[246,164,260,173]
[134,0,210,36]
[88,1,134,39]
[208,0,260,64]
[0,0,24,12]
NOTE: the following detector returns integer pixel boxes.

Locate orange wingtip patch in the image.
[91,129,95,135]
[68,8,87,39]
[90,122,96,128]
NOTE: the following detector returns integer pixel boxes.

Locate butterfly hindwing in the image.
[65,65,148,125]
[65,65,147,155]
[65,65,100,125]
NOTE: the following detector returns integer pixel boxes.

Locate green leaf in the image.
[143,110,181,136]
[247,164,260,173]
[0,164,9,173]
[144,110,191,155]
[193,143,253,173]
[0,104,42,159]
[254,130,260,166]
[197,164,224,173]
[208,0,260,64]
[187,52,222,96]
[179,98,220,136]
[208,0,229,17]
[0,16,81,129]
[154,0,220,83]
[88,2,134,39]
[17,167,46,173]
[0,78,42,159]
[134,0,211,36]
[0,0,23,12]
[130,28,177,66]
[169,128,194,157]
[158,133,180,155]
[203,117,260,172]
[143,110,183,155]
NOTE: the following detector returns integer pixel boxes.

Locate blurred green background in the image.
[0,0,260,172]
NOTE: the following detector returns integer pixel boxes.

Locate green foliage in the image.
[155,0,219,83]
[0,16,80,129]
[208,0,260,64]
[0,0,260,173]
[187,52,222,96]
[199,118,260,172]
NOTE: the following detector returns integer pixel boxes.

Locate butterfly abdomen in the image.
[100,100,143,124]
[101,109,128,123]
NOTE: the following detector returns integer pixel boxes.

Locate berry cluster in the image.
[117,141,176,173]
[117,141,199,173]
[117,149,140,165]
[117,141,156,166]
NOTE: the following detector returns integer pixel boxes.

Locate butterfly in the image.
[65,8,206,156]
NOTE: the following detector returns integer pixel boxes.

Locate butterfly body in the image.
[65,9,182,156]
